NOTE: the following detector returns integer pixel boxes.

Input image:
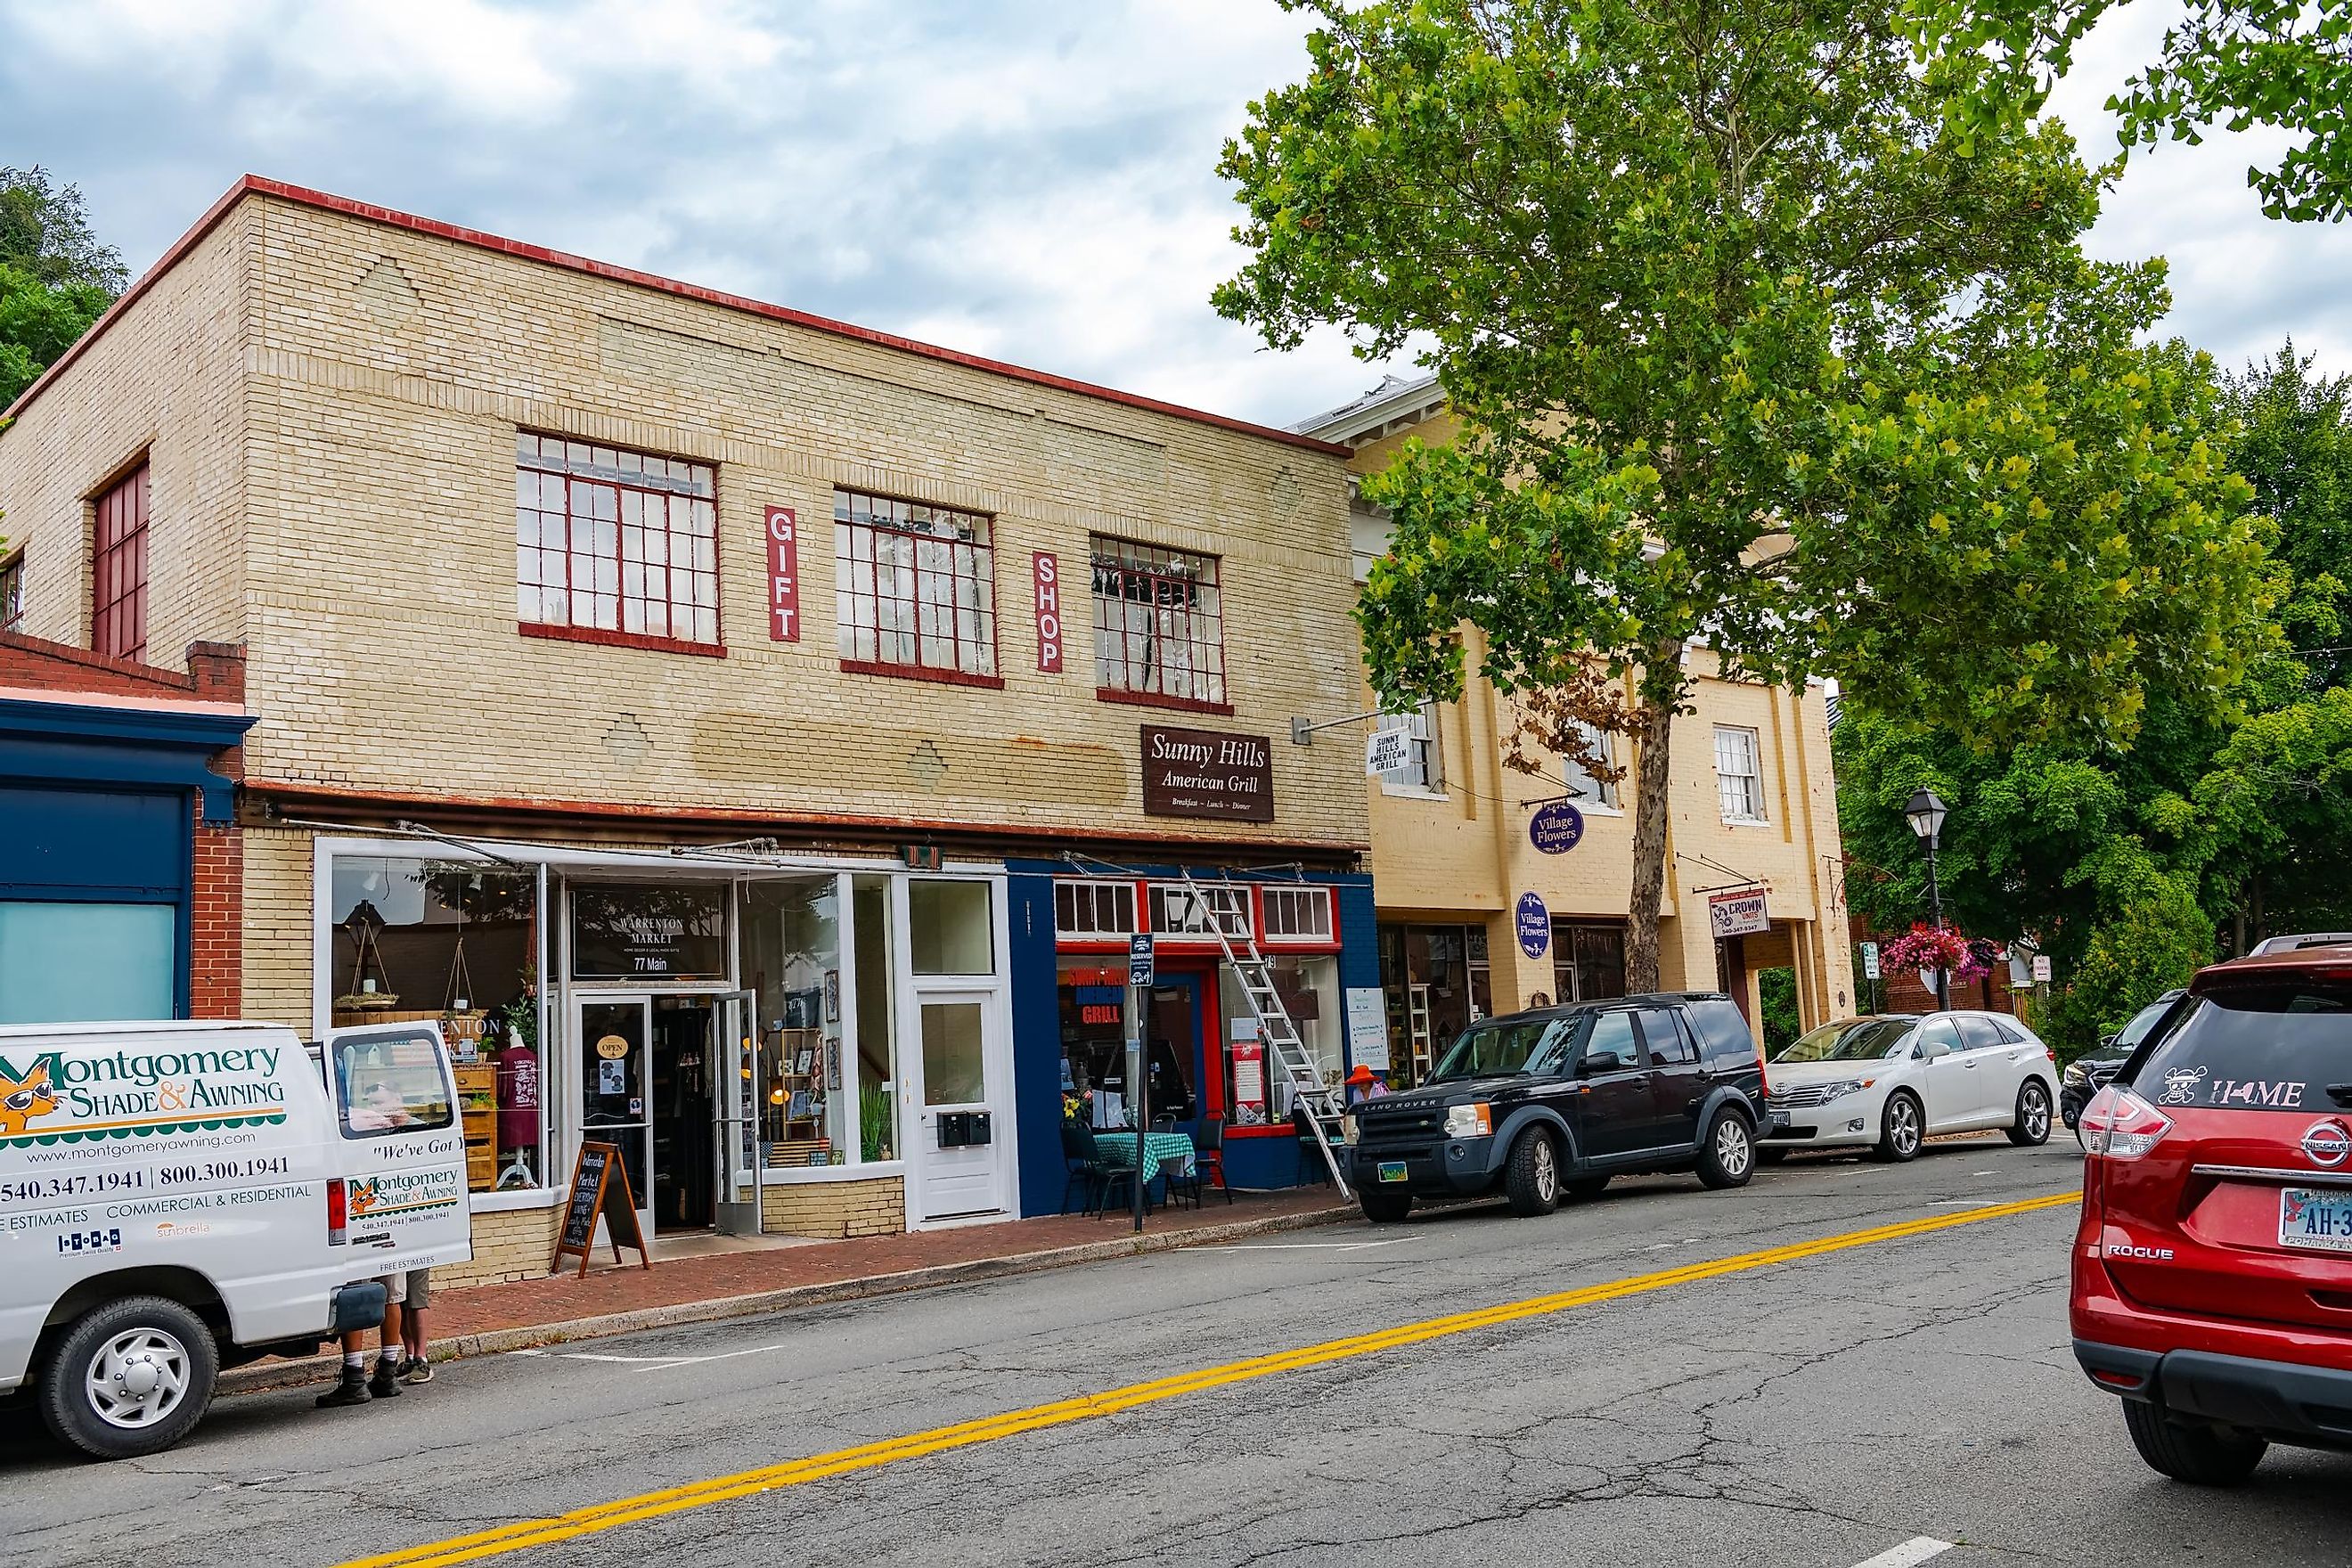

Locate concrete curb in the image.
[220,1201,1358,1396]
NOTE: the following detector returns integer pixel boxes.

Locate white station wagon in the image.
[1760,1011,2061,1162]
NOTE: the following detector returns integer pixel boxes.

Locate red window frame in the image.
[516,432,722,653]
[92,463,149,662]
[0,550,22,634]
[1090,535,1229,713]
[833,488,1000,685]
[1048,878,1342,957]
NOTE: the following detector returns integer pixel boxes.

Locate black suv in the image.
[1345,992,1774,1221]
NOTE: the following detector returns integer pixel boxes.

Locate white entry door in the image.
[909,992,1006,1221]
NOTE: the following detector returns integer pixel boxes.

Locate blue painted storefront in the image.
[0,694,251,1022]
[1005,859,1376,1217]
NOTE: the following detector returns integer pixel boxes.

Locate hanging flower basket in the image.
[1881,925,2001,986]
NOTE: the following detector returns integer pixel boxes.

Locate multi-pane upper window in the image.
[1373,706,1441,794]
[1262,887,1335,943]
[1147,883,1249,940]
[92,463,149,662]
[1714,725,1766,821]
[516,434,719,647]
[0,551,21,634]
[1090,536,1226,706]
[1054,880,1139,940]
[1561,722,1620,810]
[834,489,998,680]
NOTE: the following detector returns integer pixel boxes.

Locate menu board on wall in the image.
[1139,723,1276,823]
[571,884,730,979]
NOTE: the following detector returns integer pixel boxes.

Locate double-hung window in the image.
[1373,706,1441,793]
[1090,536,1226,708]
[516,434,720,649]
[92,463,149,662]
[0,551,21,633]
[1561,721,1619,809]
[1714,725,1766,821]
[834,489,999,682]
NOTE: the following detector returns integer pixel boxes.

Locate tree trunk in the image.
[1623,662,1682,995]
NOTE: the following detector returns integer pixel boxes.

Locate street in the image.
[7,1137,2348,1567]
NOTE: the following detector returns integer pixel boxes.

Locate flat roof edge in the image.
[4,176,1349,460]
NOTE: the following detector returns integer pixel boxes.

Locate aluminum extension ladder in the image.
[1179,869,1352,1199]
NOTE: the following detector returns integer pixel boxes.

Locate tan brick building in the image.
[1295,376,1858,1080]
[0,177,1382,1282]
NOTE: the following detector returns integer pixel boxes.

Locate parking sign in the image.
[1128,933,1156,988]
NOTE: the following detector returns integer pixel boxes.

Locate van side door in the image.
[322,1024,474,1271]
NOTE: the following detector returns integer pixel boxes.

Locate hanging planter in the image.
[1882,924,2000,989]
[333,902,399,1012]
[1917,968,1945,992]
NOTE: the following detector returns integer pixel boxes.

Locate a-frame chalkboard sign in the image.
[551,1139,651,1278]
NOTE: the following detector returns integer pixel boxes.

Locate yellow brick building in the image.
[0,177,1382,1282]
[1294,377,1858,1080]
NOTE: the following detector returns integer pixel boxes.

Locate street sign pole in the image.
[1128,934,1156,1234]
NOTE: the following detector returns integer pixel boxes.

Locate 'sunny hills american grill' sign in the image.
[1139,724,1276,823]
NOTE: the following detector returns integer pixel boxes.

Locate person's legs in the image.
[369,1286,405,1398]
[315,1327,372,1408]
[400,1269,432,1383]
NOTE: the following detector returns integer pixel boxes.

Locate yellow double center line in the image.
[347,1191,2077,1568]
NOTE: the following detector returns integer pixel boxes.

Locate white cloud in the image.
[4,0,2345,432]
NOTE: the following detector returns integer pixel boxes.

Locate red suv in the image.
[2071,948,2352,1483]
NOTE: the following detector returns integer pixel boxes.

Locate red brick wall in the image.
[1853,921,2030,1017]
[190,816,243,1017]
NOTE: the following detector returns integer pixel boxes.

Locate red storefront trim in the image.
[1093,688,1236,718]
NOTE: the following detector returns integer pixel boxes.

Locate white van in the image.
[0,1019,473,1458]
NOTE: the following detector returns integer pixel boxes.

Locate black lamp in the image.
[1903,788,1952,1010]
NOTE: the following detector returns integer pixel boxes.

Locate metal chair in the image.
[1293,1103,1338,1187]
[1059,1119,1112,1215]
[1191,1115,1232,1205]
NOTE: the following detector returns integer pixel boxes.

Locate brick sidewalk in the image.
[225,1188,1355,1391]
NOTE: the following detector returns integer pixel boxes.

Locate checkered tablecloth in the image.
[1093,1131,1197,1186]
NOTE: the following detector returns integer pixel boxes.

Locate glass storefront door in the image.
[714,989,760,1236]
[910,994,1001,1220]
[576,995,653,1240]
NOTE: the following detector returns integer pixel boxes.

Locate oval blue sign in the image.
[1515,892,1550,960]
[1530,801,1586,855]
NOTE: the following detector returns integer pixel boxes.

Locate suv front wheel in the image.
[1503,1128,1562,1215]
[2122,1400,2267,1486]
[1695,1108,1756,1189]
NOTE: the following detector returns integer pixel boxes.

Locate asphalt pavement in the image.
[8,1134,2350,1568]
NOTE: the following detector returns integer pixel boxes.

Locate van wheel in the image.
[2008,1080,2054,1147]
[1504,1129,1562,1215]
[40,1295,217,1460]
[1360,1190,1412,1223]
[2122,1400,2266,1486]
[1695,1109,1756,1188]
[1873,1091,1924,1163]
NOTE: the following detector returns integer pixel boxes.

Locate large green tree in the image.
[1911,0,2352,221]
[1838,343,2352,1046]
[1217,0,2268,992]
[0,167,125,409]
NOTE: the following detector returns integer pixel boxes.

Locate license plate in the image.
[1378,1161,1409,1184]
[2280,1188,2352,1254]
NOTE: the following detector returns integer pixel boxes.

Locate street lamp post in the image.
[1905,787,1951,1012]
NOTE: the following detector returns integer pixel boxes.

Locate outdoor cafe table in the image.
[1092,1130,1197,1189]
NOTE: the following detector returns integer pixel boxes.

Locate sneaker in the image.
[314,1367,371,1408]
[402,1355,432,1385]
[368,1358,404,1400]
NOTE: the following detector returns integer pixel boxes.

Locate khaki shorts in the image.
[377,1267,431,1309]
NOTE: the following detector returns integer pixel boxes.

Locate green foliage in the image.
[1218,0,2266,988]
[1757,968,1802,1055]
[0,168,124,409]
[2043,874,2212,1054]
[1908,0,2352,223]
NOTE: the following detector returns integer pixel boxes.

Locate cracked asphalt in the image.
[6,1135,2350,1568]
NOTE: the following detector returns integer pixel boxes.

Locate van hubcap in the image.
[86,1328,191,1429]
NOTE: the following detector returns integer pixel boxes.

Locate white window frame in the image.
[1147,882,1250,941]
[1714,724,1767,823]
[1373,706,1444,796]
[1260,886,1336,945]
[1561,721,1620,813]
[1052,878,1139,941]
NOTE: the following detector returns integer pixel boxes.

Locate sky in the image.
[4,0,2348,431]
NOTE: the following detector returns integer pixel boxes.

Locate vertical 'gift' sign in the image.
[1033,551,1063,673]
[765,505,800,641]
